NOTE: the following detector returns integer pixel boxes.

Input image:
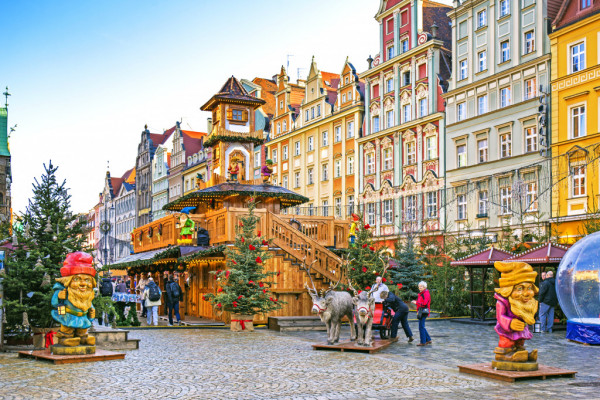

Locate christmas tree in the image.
[388,232,429,302]
[346,214,388,291]
[3,161,88,332]
[203,199,283,315]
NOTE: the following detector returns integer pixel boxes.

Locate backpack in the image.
[148,283,161,302]
[100,278,113,297]
[170,282,181,301]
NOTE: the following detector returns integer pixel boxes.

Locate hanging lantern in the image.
[41,273,51,287]
[34,258,44,271]
[57,304,66,315]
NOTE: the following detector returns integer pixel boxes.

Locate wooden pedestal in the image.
[18,349,125,365]
[458,363,577,382]
[312,339,392,354]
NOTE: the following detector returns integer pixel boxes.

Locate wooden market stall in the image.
[506,242,570,287]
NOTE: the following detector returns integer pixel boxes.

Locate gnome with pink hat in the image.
[51,252,97,347]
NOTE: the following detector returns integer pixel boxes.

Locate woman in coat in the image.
[412,281,432,346]
[142,277,162,326]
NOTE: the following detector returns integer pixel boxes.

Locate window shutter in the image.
[227,109,233,120]
[242,110,248,121]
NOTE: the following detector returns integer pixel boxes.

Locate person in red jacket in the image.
[412,281,432,346]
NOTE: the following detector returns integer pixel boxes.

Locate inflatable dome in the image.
[556,231,600,344]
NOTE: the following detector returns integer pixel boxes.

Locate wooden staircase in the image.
[267,211,344,283]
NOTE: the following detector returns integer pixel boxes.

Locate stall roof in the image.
[450,247,514,266]
[506,242,569,264]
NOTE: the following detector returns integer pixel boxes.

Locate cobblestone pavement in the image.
[0,320,598,399]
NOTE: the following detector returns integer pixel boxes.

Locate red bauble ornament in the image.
[248,280,255,285]
[202,295,207,301]
[237,295,243,300]
[217,287,223,293]
[249,245,256,251]
[232,261,237,265]
[369,246,375,251]
[241,238,245,243]
[362,267,367,273]
[364,224,370,229]
[217,303,222,308]
[263,289,267,293]
[262,240,268,246]
[225,271,230,278]
[233,302,238,308]
[365,286,371,290]
[362,244,368,248]
[397,283,403,289]
[382,278,387,282]
[256,257,262,264]
[257,231,261,237]
[239,222,244,227]
[258,282,264,288]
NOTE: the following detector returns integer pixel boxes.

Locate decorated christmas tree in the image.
[203,199,283,318]
[346,214,388,291]
[388,233,429,302]
[3,162,88,333]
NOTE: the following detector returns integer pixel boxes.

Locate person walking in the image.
[381,291,414,343]
[166,276,183,326]
[539,270,558,333]
[138,274,149,318]
[142,277,162,326]
[412,281,432,346]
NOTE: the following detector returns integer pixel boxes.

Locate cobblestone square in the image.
[1,320,599,399]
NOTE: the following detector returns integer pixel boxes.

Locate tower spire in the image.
[2,87,10,108]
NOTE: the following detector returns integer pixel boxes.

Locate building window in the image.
[342,93,346,103]
[386,110,394,128]
[500,133,512,157]
[282,145,288,160]
[386,78,394,93]
[322,163,328,181]
[373,116,380,133]
[571,105,586,138]
[405,196,416,221]
[348,195,355,215]
[232,109,244,121]
[525,126,538,153]
[272,149,278,163]
[401,38,409,53]
[308,204,314,216]
[279,100,283,109]
[367,203,376,225]
[501,41,510,62]
[526,181,538,211]
[426,191,437,219]
[457,194,467,220]
[572,165,586,197]
[347,156,354,175]
[335,159,342,178]
[524,77,537,100]
[524,31,535,54]
[571,42,585,73]
[500,0,509,17]
[383,147,393,170]
[403,104,411,123]
[308,136,314,151]
[383,199,393,224]
[282,175,288,189]
[500,87,511,108]
[500,187,512,214]
[366,153,375,175]
[347,121,355,138]
[348,91,353,100]
[419,98,427,117]
[294,141,301,156]
[403,71,411,86]
[311,107,315,119]
[582,0,592,8]
[335,197,342,218]
[276,123,281,134]
[305,110,309,121]
[294,171,301,188]
[457,144,467,168]
[307,168,314,185]
[406,141,416,164]
[478,95,488,115]
[387,45,395,60]
[478,190,488,215]
[478,138,488,163]
[322,200,329,217]
[335,126,342,142]
[422,135,435,161]
[478,51,487,72]
[477,9,487,28]
[254,151,261,166]
[322,131,328,147]
[459,59,468,80]
[457,102,466,121]
[317,105,321,117]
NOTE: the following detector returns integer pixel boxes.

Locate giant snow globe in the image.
[556,231,600,344]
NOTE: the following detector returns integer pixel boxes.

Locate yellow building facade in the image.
[550,5,600,243]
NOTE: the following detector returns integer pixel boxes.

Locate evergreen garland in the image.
[203,199,284,315]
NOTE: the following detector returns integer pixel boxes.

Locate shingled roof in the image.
[201,76,266,111]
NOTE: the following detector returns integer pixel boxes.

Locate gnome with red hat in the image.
[51,252,97,347]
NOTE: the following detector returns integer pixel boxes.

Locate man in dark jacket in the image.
[381,291,414,343]
[166,276,184,326]
[539,270,558,332]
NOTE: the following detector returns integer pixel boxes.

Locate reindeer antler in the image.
[301,258,319,297]
[347,277,358,297]
[378,254,390,278]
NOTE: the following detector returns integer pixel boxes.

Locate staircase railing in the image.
[267,211,344,283]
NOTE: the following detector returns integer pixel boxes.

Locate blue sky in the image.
[2,0,381,214]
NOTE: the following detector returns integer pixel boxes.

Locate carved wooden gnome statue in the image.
[492,261,539,371]
[51,252,97,350]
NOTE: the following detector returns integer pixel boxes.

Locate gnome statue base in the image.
[50,252,97,356]
[492,261,539,371]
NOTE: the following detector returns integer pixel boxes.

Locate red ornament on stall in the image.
[262,240,268,246]
[257,231,261,237]
[225,270,230,278]
[249,244,256,251]
[397,283,403,289]
[217,287,223,293]
[369,246,375,251]
[217,303,222,308]
[255,257,262,264]
[364,224,370,229]
[263,289,267,293]
[382,278,387,282]
[241,237,245,243]
[233,302,238,308]
[258,282,264,288]
[362,244,368,248]
[248,280,255,285]
[362,267,367,273]
[237,295,243,300]
[365,286,371,290]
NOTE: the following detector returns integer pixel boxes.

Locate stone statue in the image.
[493,261,539,371]
[52,252,97,353]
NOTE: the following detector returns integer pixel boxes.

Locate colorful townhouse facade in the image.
[169,125,207,201]
[182,137,208,196]
[266,58,364,218]
[549,0,600,243]
[443,0,559,240]
[357,0,452,244]
[152,145,171,219]
[114,167,136,260]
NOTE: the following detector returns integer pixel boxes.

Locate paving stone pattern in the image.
[0,321,598,399]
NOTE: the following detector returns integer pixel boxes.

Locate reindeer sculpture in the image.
[303,259,356,345]
[347,255,391,347]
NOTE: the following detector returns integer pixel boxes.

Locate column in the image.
[411,0,418,49]
[380,22,384,59]
[365,81,371,135]
[375,139,381,190]
[393,11,400,55]
[411,56,416,120]
[358,143,365,193]
[428,49,435,114]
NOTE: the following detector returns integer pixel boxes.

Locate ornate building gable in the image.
[336,57,364,111]
[399,173,418,193]
[400,89,411,105]
[370,102,380,116]
[415,83,428,100]
[401,128,417,141]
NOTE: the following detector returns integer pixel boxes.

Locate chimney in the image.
[207,117,213,133]
[431,23,438,39]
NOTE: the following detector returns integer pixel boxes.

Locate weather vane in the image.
[2,86,10,108]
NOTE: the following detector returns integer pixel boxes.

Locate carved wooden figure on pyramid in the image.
[177,209,195,245]
[492,261,539,371]
[261,159,273,184]
[52,252,97,350]
[228,158,240,182]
